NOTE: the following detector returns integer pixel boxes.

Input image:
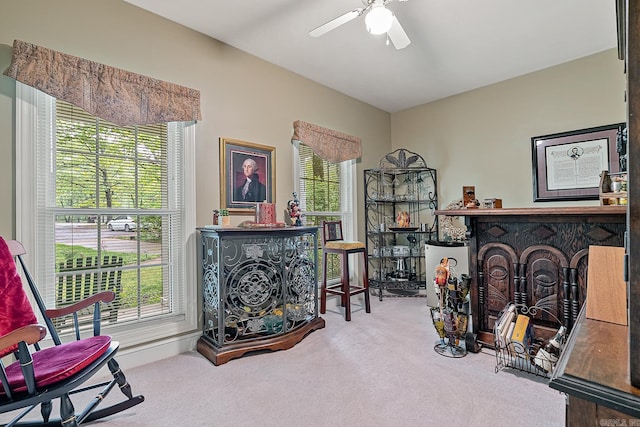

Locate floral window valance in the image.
[3,39,201,127]
[291,120,361,163]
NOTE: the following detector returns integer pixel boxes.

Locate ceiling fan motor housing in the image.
[365,1,394,35]
[310,0,411,49]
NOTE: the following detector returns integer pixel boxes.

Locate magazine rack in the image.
[494,303,565,379]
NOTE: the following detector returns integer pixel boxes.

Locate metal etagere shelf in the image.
[364,149,438,300]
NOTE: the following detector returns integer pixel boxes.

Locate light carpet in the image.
[2,297,566,426]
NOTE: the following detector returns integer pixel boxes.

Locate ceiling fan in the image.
[310,0,411,50]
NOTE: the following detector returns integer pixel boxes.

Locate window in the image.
[293,142,356,282]
[16,83,197,346]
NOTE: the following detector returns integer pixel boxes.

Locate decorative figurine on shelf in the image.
[287,192,303,226]
[396,211,410,228]
[434,257,450,287]
[463,186,480,209]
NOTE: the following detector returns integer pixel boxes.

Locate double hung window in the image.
[293,142,356,282]
[16,83,197,344]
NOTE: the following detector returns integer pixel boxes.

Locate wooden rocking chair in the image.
[0,238,144,426]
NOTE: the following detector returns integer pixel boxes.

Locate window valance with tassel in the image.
[291,120,361,163]
[3,39,201,127]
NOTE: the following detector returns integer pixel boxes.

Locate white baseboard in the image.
[114,331,201,370]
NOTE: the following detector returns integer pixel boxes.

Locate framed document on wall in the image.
[531,123,625,202]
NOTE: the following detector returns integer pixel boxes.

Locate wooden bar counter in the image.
[434,206,626,347]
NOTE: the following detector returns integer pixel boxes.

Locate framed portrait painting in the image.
[220,137,275,214]
[531,123,626,202]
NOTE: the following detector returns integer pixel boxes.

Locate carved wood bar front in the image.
[434,207,626,347]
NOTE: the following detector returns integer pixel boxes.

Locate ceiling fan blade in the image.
[309,9,363,37]
[387,16,410,49]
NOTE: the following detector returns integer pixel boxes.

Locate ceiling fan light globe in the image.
[365,6,393,35]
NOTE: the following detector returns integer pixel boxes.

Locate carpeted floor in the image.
[2,297,566,426]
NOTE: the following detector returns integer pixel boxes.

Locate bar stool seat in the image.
[320,220,371,321]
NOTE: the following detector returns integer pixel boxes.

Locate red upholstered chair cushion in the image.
[1,335,112,395]
[0,237,38,358]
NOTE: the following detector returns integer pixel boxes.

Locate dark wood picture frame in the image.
[220,137,275,214]
[531,123,626,202]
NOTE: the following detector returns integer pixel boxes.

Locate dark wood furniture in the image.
[197,226,325,365]
[320,220,371,321]
[626,0,640,388]
[547,4,640,423]
[550,307,640,425]
[434,206,626,347]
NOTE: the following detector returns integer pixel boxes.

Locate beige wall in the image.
[392,49,626,210]
[0,0,391,240]
[0,0,626,366]
[0,1,626,242]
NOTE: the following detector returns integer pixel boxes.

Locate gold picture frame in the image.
[220,137,276,214]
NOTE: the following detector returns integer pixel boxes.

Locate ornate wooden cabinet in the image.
[434,207,626,347]
[196,226,325,365]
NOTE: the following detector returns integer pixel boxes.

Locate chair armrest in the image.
[0,324,47,350]
[45,291,116,319]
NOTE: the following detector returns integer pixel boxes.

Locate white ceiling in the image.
[124,0,619,113]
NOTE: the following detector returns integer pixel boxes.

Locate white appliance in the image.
[424,242,470,308]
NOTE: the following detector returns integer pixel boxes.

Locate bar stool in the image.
[320,220,371,321]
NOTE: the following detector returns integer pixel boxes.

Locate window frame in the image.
[292,141,357,238]
[15,83,199,348]
[292,141,358,285]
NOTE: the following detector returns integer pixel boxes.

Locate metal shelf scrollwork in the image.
[364,149,438,300]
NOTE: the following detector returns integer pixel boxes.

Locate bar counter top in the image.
[434,206,627,217]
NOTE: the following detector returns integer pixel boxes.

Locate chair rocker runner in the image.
[0,238,144,426]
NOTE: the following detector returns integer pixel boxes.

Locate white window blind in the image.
[16,83,197,345]
[294,142,356,282]
[295,143,354,227]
